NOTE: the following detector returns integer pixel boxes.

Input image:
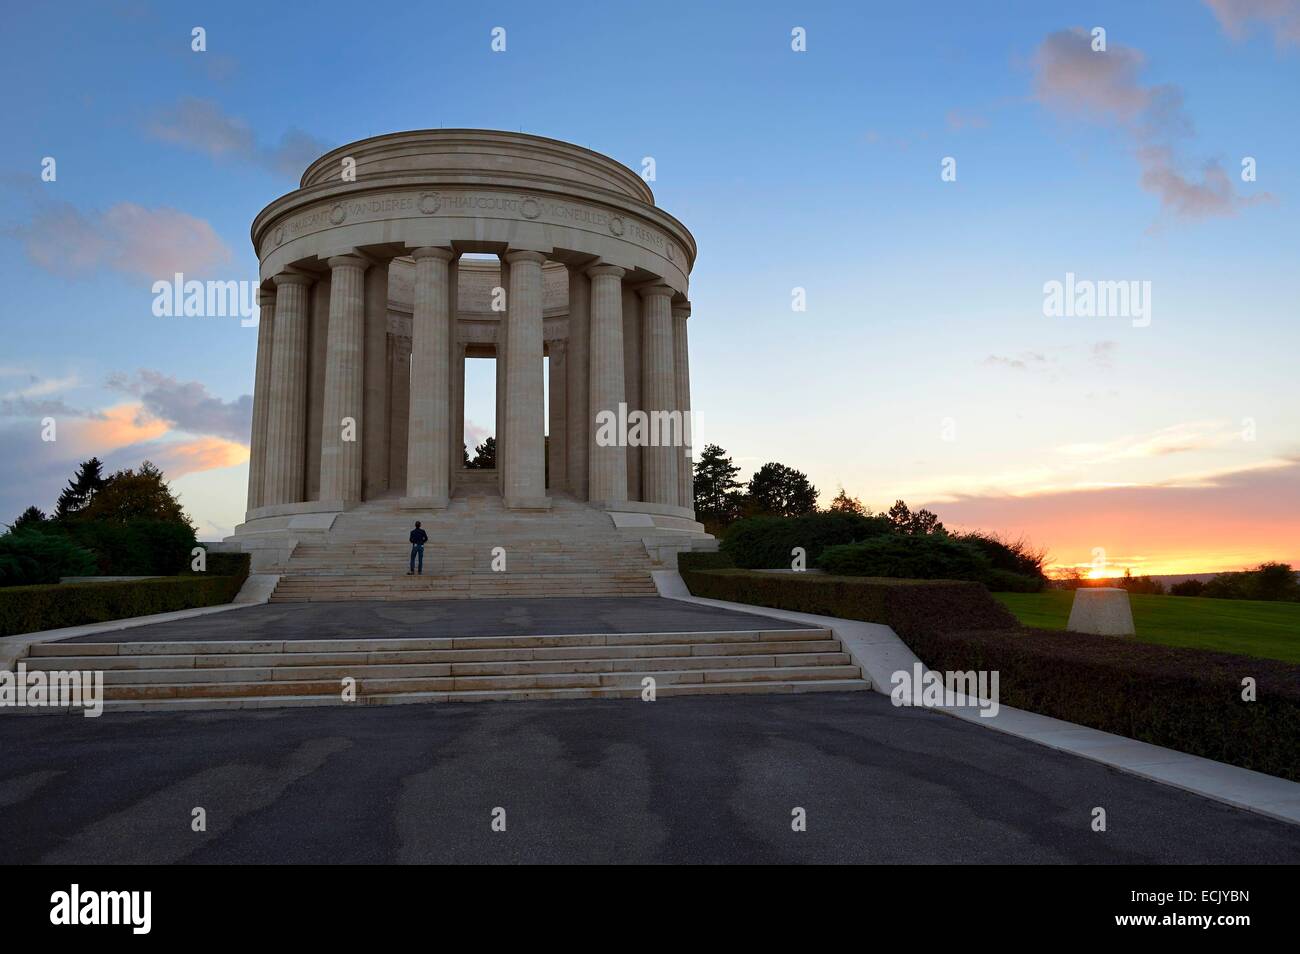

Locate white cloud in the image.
[1031,27,1273,221]
[11,200,233,279]
[146,97,333,179]
[1205,0,1300,46]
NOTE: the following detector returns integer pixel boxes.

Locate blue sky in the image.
[2,0,1297,572]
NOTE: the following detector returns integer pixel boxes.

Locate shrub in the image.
[678,567,1017,637]
[62,519,197,576]
[0,553,249,636]
[982,568,1044,593]
[1199,563,1299,602]
[898,625,1300,782]
[956,532,1046,585]
[1170,579,1207,597]
[817,534,991,581]
[0,530,98,587]
[721,511,892,569]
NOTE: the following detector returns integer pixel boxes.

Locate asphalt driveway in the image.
[2,691,1297,864]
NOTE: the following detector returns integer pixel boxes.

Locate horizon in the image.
[3,0,1298,577]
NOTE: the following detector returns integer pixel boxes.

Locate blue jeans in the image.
[409,543,424,573]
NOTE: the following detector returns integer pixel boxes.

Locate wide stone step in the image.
[93,652,854,684]
[29,628,832,657]
[91,679,869,712]
[99,665,862,700]
[26,642,846,674]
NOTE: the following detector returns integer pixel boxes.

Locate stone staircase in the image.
[268,473,665,601]
[25,627,869,712]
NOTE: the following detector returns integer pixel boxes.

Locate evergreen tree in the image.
[7,505,47,533]
[692,444,743,521]
[54,457,106,518]
[468,436,497,470]
[747,462,818,517]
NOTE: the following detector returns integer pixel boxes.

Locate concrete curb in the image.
[0,574,281,671]
[652,570,1300,827]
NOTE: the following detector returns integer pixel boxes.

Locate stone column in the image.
[387,335,410,492]
[587,264,627,504]
[319,254,369,506]
[447,255,461,491]
[502,250,549,509]
[639,284,678,507]
[305,277,330,500]
[246,286,275,513]
[362,258,390,500]
[673,302,694,513]
[404,247,454,508]
[548,341,567,491]
[622,285,642,500]
[564,266,590,500]
[495,256,510,493]
[263,273,312,505]
[453,343,466,471]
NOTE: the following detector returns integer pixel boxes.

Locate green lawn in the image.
[993,590,1300,663]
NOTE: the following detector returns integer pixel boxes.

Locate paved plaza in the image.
[3,692,1297,864]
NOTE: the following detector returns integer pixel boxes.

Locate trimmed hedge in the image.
[0,552,250,636]
[900,625,1300,782]
[678,564,1017,636]
[182,550,250,578]
[720,511,892,569]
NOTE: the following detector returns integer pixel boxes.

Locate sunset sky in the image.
[2,1,1297,575]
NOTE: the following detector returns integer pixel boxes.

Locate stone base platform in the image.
[222,472,715,601]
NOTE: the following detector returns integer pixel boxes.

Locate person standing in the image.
[408,521,428,575]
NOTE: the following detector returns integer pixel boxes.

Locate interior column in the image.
[548,340,567,491]
[387,335,410,492]
[305,276,330,501]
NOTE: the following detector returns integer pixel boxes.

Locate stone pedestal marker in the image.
[1067,587,1136,636]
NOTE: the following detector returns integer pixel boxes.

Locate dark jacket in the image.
[409,528,428,545]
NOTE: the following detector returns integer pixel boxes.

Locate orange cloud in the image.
[150,437,249,478]
[62,402,168,454]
